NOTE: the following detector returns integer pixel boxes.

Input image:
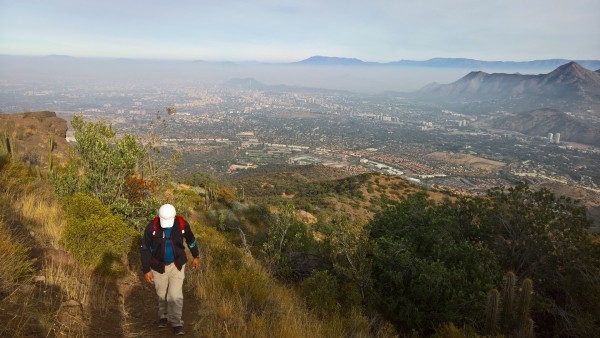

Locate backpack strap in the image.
[177,215,185,235]
[152,217,160,239]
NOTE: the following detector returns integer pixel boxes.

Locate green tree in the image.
[369,193,500,335]
[263,201,297,277]
[328,215,372,301]
[70,114,143,209]
[476,184,600,337]
[262,201,318,280]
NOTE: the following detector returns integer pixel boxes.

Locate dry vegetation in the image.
[189,224,395,337]
[1,157,387,337]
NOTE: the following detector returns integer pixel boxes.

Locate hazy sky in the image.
[1,0,599,62]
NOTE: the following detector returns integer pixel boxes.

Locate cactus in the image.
[522,318,535,338]
[500,271,516,333]
[516,278,533,335]
[47,136,55,174]
[485,289,500,335]
[205,182,218,209]
[486,272,535,337]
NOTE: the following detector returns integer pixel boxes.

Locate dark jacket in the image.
[140,216,199,274]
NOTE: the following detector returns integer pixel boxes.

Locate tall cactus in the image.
[485,272,535,337]
[205,182,218,209]
[500,271,516,333]
[47,136,55,174]
[516,278,533,336]
[521,318,535,338]
[485,289,500,335]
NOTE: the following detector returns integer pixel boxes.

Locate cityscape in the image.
[2,76,599,225]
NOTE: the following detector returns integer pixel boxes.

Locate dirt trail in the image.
[119,270,200,337]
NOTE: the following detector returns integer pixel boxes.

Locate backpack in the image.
[152,215,185,239]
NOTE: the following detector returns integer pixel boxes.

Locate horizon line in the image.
[2,53,600,64]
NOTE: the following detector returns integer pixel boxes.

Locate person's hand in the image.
[144,271,154,284]
[193,257,200,270]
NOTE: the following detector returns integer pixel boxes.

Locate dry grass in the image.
[0,160,94,336]
[0,219,35,296]
[44,260,91,306]
[1,159,397,337]
[15,190,66,248]
[187,225,386,338]
[190,226,319,337]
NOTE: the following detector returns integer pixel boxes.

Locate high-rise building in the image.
[548,133,553,142]
[555,133,561,144]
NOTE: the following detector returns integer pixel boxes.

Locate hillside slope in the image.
[491,108,600,145]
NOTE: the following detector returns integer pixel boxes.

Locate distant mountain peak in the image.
[224,77,267,89]
[549,61,586,74]
[543,61,600,85]
[464,70,488,78]
[296,55,366,66]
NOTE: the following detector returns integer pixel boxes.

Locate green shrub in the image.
[300,270,341,318]
[242,204,270,226]
[62,193,135,274]
[220,265,275,312]
[173,189,203,218]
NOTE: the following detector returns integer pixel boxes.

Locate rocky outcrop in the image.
[0,111,70,167]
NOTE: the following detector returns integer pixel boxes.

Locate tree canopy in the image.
[368,185,600,337]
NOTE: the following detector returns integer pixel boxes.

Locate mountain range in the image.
[294,56,600,70]
[4,54,600,70]
[418,62,600,108]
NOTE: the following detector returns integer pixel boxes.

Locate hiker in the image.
[140,204,200,336]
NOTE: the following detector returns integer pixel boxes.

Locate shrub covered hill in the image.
[1,111,599,337]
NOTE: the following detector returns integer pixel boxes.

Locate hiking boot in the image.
[173,326,185,335]
[157,318,168,328]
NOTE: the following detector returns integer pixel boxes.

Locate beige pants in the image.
[152,263,185,326]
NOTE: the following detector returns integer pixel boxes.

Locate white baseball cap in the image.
[158,204,176,228]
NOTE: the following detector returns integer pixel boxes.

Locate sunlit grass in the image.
[16,191,66,248]
[187,225,383,338]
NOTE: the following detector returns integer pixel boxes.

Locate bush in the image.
[300,270,341,318]
[173,189,203,218]
[369,193,500,335]
[62,193,135,274]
